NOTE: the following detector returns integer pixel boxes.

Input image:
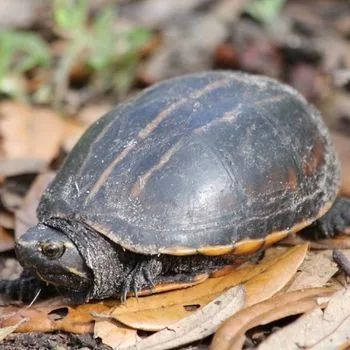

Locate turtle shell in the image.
[38,71,340,256]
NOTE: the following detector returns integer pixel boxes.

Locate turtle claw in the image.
[312,197,350,238]
[120,257,162,302]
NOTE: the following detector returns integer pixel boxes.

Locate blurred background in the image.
[1,0,350,293]
[0,0,350,347]
[1,0,350,282]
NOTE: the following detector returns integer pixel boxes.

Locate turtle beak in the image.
[15,239,34,269]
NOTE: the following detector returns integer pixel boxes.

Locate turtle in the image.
[2,71,350,303]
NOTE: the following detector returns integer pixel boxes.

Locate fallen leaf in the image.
[211,287,335,350]
[0,102,64,176]
[0,298,110,334]
[111,244,308,331]
[129,285,245,350]
[0,227,15,252]
[244,244,308,307]
[286,250,338,292]
[0,318,28,342]
[78,104,112,127]
[61,119,86,153]
[257,288,350,349]
[61,104,112,154]
[15,172,56,238]
[0,244,307,345]
[94,318,140,349]
[0,211,15,230]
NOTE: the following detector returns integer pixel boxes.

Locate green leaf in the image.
[88,6,115,70]
[0,30,50,74]
[114,55,138,95]
[245,0,286,24]
[53,0,89,33]
[54,0,74,30]
[122,27,151,55]
[93,6,115,40]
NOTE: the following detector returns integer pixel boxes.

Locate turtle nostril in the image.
[15,240,33,267]
[15,241,25,263]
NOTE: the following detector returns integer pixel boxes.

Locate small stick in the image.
[333,249,350,277]
[25,288,41,310]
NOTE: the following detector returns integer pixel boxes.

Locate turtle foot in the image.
[310,197,350,239]
[120,257,162,302]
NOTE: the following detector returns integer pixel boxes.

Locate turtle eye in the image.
[41,241,65,259]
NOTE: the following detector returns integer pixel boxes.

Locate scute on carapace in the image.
[37,71,340,255]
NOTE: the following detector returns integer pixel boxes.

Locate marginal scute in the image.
[263,231,289,247]
[156,199,336,257]
[233,239,265,255]
[159,247,198,256]
[197,245,235,256]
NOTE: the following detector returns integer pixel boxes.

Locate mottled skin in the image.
[1,71,350,303]
[12,219,233,303]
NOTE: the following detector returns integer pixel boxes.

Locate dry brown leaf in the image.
[62,104,112,153]
[286,250,338,292]
[211,287,335,350]
[0,244,307,349]
[0,211,15,230]
[244,244,308,307]
[258,288,350,349]
[129,285,245,350]
[0,227,14,252]
[94,318,140,349]
[78,104,112,127]
[15,172,56,238]
[0,318,28,342]
[111,244,308,331]
[0,298,110,334]
[0,102,64,176]
[332,132,350,196]
[61,119,86,153]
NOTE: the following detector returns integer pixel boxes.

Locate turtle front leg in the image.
[120,256,162,301]
[310,197,350,238]
[0,270,57,303]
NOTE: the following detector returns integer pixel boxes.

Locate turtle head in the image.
[15,224,93,294]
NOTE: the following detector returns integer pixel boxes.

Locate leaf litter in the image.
[258,288,350,350]
[0,102,64,176]
[0,227,14,253]
[0,244,308,348]
[127,284,245,350]
[286,250,338,292]
[14,172,56,238]
[109,244,308,331]
[211,287,336,350]
[93,317,140,350]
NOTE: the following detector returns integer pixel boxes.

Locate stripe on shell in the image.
[85,77,233,204]
[131,141,183,197]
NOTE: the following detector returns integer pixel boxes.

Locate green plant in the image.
[0,31,50,99]
[245,0,287,24]
[53,0,151,107]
